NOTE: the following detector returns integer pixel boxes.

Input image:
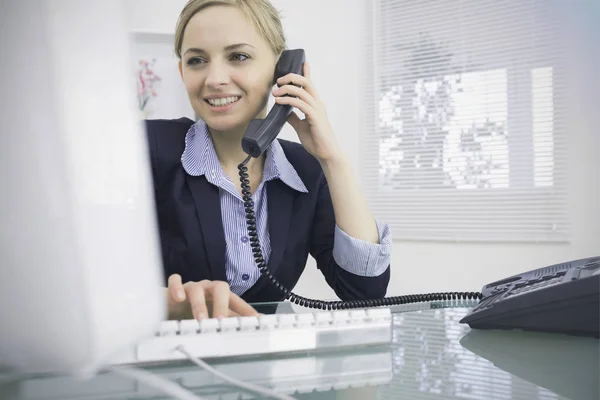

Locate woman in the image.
[149,0,392,320]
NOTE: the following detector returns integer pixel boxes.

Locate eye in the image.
[230,53,250,62]
[186,57,205,66]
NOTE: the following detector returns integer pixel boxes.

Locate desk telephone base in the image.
[460,256,599,338]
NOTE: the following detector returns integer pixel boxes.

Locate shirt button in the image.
[242,274,250,281]
[241,236,249,243]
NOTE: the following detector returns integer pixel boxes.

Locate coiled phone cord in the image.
[238,156,482,310]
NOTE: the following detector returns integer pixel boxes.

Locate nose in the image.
[204,60,230,88]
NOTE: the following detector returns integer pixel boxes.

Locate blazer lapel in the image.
[185,174,228,281]
[265,179,295,276]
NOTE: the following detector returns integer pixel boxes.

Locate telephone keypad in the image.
[506,275,564,298]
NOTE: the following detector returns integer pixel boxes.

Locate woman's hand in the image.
[274,63,381,245]
[166,274,259,320]
[272,62,343,164]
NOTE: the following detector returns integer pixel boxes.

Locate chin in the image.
[196,104,262,135]
[201,114,247,133]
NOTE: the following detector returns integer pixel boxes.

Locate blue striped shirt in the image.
[181,120,391,296]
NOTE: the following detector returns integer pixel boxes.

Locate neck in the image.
[208,125,265,173]
[208,103,269,172]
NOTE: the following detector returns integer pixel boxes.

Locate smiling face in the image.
[178,5,278,135]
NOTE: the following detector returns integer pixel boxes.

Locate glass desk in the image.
[1,301,598,400]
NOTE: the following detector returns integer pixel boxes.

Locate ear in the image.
[272,52,282,86]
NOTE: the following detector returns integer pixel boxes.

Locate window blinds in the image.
[363,0,570,242]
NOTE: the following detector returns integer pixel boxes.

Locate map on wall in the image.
[129,32,195,120]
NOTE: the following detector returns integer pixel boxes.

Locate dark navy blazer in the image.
[145,117,390,303]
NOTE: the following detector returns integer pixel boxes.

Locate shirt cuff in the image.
[332,219,392,277]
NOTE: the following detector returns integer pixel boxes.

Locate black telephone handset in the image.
[241,49,306,159]
[236,50,599,339]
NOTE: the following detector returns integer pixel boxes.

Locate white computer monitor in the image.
[0,0,165,375]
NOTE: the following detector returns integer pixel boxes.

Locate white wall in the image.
[125,0,599,299]
[125,0,186,34]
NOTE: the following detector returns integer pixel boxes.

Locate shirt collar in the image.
[181,119,308,193]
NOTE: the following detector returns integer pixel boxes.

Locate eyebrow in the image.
[183,43,255,56]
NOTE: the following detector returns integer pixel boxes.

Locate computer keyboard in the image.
[110,307,392,365]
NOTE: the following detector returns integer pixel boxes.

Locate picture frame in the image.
[129,31,195,120]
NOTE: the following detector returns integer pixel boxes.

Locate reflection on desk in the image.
[2,346,393,400]
[1,302,597,400]
[460,329,599,400]
[380,306,598,400]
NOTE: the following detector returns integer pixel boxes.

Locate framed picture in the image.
[129,31,195,120]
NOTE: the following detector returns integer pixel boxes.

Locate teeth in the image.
[207,96,240,107]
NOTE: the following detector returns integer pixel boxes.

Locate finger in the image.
[209,281,231,319]
[277,72,307,86]
[228,292,260,317]
[167,274,185,302]
[274,96,313,117]
[277,73,317,99]
[273,84,317,108]
[186,284,208,320]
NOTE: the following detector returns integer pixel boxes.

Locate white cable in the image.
[177,345,296,400]
[106,364,207,400]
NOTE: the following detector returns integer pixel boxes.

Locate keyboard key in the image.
[278,314,296,328]
[296,313,315,327]
[219,317,240,332]
[158,321,179,336]
[238,316,259,331]
[179,319,199,335]
[367,308,391,322]
[258,315,278,330]
[199,318,219,333]
[349,310,367,322]
[332,310,350,325]
[315,312,333,326]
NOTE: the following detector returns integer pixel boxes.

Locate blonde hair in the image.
[174,0,286,58]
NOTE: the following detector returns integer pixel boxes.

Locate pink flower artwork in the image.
[137,58,162,113]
